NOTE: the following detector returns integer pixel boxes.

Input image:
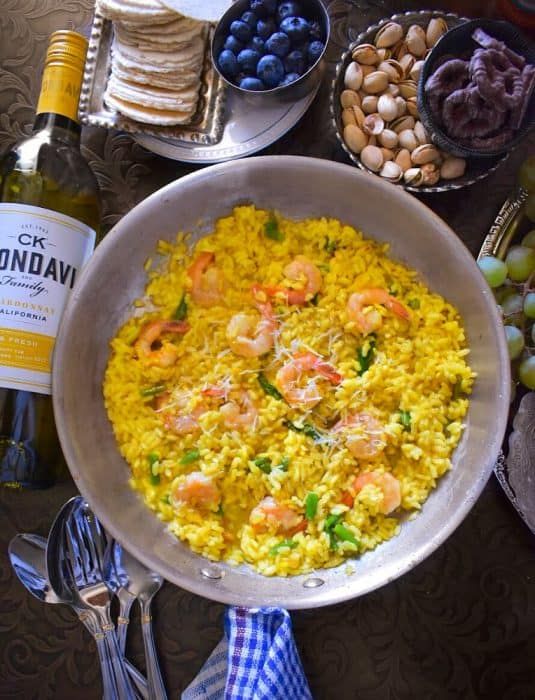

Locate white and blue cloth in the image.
[182,607,313,700]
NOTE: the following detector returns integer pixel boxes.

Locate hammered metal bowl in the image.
[53,156,510,609]
[330,10,508,193]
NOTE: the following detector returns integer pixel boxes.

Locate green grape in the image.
[505,245,535,282]
[524,292,535,319]
[518,355,535,390]
[478,255,508,288]
[518,156,535,192]
[521,230,535,249]
[505,325,525,359]
[493,283,516,304]
[502,293,524,325]
[526,193,535,223]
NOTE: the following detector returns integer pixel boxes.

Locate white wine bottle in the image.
[0,31,100,488]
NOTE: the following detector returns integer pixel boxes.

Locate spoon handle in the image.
[103,625,138,700]
[140,598,168,700]
[117,588,135,655]
[93,631,123,700]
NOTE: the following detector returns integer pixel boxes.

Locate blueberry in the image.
[284,49,306,74]
[277,1,302,22]
[224,35,244,54]
[278,72,300,87]
[218,49,239,79]
[247,36,266,55]
[230,19,253,43]
[241,10,257,27]
[307,40,324,65]
[256,54,284,88]
[279,16,310,43]
[265,31,291,58]
[240,76,265,90]
[250,0,270,18]
[257,17,276,39]
[237,48,261,74]
[308,20,323,40]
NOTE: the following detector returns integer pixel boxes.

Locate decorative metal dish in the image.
[478,186,535,530]
[79,10,227,146]
[330,10,508,194]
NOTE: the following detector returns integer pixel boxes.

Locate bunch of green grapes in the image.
[478,156,535,393]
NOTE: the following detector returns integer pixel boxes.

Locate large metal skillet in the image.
[52,156,509,609]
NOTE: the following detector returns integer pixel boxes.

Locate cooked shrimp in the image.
[134,319,189,367]
[163,404,204,435]
[220,391,258,430]
[249,496,306,534]
[187,251,225,306]
[155,391,209,436]
[172,472,220,508]
[275,351,342,408]
[333,412,386,459]
[254,256,322,305]
[352,471,401,514]
[226,301,277,358]
[347,288,410,334]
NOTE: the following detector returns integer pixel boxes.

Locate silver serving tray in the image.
[330,10,508,194]
[79,10,227,145]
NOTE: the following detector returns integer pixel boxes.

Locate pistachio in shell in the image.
[360,144,384,171]
[352,43,379,65]
[411,144,440,165]
[395,148,412,172]
[404,167,424,186]
[344,61,363,91]
[343,124,368,154]
[380,161,403,182]
[361,95,378,114]
[362,70,389,94]
[398,128,419,151]
[406,24,427,57]
[377,93,398,121]
[340,89,361,109]
[440,157,467,179]
[390,115,415,133]
[375,21,403,48]
[426,17,448,48]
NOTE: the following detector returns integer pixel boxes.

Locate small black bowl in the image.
[417,18,535,159]
[211,0,330,105]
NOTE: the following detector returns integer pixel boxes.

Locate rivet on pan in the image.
[303,577,325,588]
[200,565,224,580]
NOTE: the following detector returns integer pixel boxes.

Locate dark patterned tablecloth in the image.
[1,1,535,698]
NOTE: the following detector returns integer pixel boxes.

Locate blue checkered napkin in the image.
[181,607,313,700]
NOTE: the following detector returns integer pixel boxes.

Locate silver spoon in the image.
[112,542,168,700]
[9,533,119,700]
[46,497,137,700]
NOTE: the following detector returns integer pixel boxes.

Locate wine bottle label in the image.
[0,203,95,395]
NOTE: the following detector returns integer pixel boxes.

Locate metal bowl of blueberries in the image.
[211,0,330,104]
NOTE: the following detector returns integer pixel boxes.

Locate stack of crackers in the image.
[98,0,206,125]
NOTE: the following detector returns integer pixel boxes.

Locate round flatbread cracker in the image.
[104,91,195,124]
[111,63,200,89]
[108,75,200,109]
[158,0,230,22]
[113,36,205,67]
[97,0,177,22]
